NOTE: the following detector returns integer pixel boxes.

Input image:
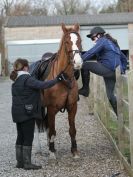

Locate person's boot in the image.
[16,145,23,168]
[78,69,90,97]
[23,146,42,170]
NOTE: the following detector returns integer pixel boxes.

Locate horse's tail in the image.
[35,107,48,132]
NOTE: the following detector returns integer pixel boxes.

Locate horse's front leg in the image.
[68,103,80,158]
[47,107,56,160]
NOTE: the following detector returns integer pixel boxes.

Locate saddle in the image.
[29,52,80,81]
[29,52,56,80]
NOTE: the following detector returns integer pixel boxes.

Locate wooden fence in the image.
[87,67,133,176]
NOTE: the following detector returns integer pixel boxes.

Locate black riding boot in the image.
[16,145,23,168]
[78,69,90,97]
[23,146,42,170]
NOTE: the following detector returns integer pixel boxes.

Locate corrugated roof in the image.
[5,12,133,27]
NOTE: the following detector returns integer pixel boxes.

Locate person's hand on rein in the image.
[57,72,69,82]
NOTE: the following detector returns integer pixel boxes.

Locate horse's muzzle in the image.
[74,62,83,70]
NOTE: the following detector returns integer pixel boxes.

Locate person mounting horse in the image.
[35,23,83,159]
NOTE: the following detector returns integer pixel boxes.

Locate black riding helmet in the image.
[87,26,105,38]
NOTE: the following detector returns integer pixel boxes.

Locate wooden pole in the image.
[128,70,133,168]
[93,74,98,115]
[88,73,94,114]
[116,66,124,154]
[128,24,133,70]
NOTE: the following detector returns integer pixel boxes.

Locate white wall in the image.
[7,39,60,63]
[7,39,60,72]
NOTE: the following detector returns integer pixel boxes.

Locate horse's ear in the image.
[74,23,80,32]
[61,23,67,33]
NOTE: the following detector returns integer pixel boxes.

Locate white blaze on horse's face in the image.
[70,33,83,70]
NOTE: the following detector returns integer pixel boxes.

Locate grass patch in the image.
[108,118,118,143]
[124,146,130,164]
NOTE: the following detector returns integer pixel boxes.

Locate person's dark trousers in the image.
[16,119,42,170]
[16,118,35,146]
[78,69,90,97]
[81,61,117,115]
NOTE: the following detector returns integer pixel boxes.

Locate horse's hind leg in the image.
[68,103,79,158]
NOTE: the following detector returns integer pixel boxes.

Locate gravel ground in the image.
[0,78,130,177]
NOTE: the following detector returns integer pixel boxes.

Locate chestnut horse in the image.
[40,24,83,159]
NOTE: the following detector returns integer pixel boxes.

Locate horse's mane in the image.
[58,34,64,54]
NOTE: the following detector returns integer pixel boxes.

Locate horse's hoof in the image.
[73,154,80,159]
[49,151,56,160]
[73,151,80,159]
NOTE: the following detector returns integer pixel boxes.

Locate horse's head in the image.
[62,23,83,70]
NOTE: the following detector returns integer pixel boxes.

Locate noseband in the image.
[69,49,81,60]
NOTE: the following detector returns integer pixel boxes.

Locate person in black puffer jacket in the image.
[10,58,67,170]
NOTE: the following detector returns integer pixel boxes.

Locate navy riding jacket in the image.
[82,37,127,73]
[12,74,59,123]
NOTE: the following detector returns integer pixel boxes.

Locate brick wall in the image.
[4,26,63,41]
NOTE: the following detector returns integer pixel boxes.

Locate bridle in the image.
[69,49,81,58]
[61,31,81,73]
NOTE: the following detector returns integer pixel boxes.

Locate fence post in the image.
[0,54,1,76]
[99,77,105,122]
[88,73,94,114]
[128,24,133,70]
[116,67,124,154]
[93,74,99,115]
[102,81,108,128]
[128,70,133,168]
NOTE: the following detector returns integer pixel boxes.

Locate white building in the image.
[4,12,133,73]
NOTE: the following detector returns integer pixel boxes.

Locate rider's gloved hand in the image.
[57,72,69,81]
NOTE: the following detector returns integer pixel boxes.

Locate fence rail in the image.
[87,67,133,176]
